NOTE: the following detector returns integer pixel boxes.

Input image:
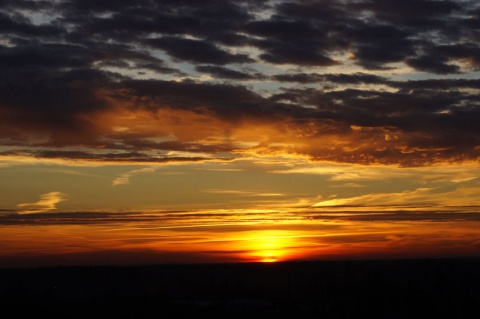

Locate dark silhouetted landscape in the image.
[2,258,479,318]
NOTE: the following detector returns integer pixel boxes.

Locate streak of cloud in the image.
[17,191,67,214]
[313,188,435,207]
[112,167,156,186]
[313,182,480,208]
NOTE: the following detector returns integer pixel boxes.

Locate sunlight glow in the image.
[237,230,297,263]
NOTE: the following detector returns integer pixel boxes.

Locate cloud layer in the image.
[1,0,479,166]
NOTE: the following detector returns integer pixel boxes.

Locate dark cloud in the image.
[405,55,460,74]
[252,38,338,66]
[243,8,344,67]
[60,0,254,46]
[0,211,127,225]
[392,79,480,90]
[309,210,480,222]
[355,0,461,25]
[0,42,103,74]
[2,208,480,226]
[121,79,307,125]
[195,65,263,80]
[0,0,479,165]
[0,11,63,38]
[246,19,319,40]
[145,36,253,65]
[125,79,261,109]
[347,24,416,69]
[1,150,225,164]
[271,85,480,165]
[272,72,387,85]
[272,73,324,84]
[434,44,480,69]
[324,73,388,85]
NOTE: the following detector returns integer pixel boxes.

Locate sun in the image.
[239,230,294,263]
[258,244,282,263]
[260,252,279,263]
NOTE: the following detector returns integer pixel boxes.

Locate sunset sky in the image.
[1,0,480,267]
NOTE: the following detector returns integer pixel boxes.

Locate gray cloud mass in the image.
[0,0,479,165]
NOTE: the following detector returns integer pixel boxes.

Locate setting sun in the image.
[261,255,278,263]
[235,230,297,263]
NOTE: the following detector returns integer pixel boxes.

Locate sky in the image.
[1,0,480,267]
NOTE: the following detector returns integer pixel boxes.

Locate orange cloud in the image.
[112,167,157,186]
[17,191,67,214]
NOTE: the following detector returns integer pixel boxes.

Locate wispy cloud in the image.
[204,189,284,197]
[313,188,435,207]
[112,167,156,186]
[273,162,480,183]
[17,191,67,214]
[331,183,366,188]
[313,182,480,208]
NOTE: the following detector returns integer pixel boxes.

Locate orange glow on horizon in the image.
[232,230,301,263]
[1,214,480,268]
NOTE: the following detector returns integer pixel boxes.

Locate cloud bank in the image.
[0,0,479,166]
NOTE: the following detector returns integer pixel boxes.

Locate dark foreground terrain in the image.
[1,258,479,318]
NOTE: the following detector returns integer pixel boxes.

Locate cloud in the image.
[313,188,435,207]
[272,162,480,185]
[313,179,480,208]
[2,206,480,228]
[331,183,366,188]
[17,191,67,214]
[405,55,461,74]
[112,166,156,186]
[0,0,479,166]
[195,65,263,80]
[145,36,254,65]
[204,189,284,197]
